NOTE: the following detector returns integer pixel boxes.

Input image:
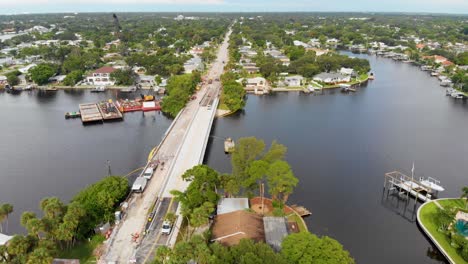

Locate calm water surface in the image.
[205,53,468,263]
[0,89,172,233]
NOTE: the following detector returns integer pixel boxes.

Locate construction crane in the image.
[112,13,128,56]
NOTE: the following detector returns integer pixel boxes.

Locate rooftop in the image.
[263,217,289,251]
[94,66,116,74]
[217,198,249,215]
[211,210,265,246]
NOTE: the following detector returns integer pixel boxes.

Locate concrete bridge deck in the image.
[103,28,231,264]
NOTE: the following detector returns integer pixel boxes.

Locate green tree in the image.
[281,232,354,264]
[26,247,53,264]
[63,70,84,86]
[110,68,137,86]
[462,186,468,209]
[29,64,57,85]
[0,203,13,233]
[266,160,298,203]
[6,72,20,86]
[231,137,266,193]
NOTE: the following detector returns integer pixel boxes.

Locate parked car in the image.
[161,221,172,235]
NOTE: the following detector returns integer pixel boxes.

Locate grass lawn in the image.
[59,235,105,264]
[287,213,307,232]
[218,103,230,111]
[419,200,468,264]
[438,199,466,210]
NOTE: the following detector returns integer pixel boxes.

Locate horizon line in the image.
[1,11,468,16]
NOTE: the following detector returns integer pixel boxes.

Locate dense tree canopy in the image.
[110,68,137,86]
[161,72,201,117]
[281,232,355,264]
[0,176,129,263]
[28,64,58,85]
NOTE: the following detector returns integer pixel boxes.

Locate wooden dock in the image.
[79,103,103,123]
[97,101,123,121]
[291,204,311,217]
[384,171,433,202]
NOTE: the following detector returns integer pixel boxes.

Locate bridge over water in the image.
[103,28,232,264]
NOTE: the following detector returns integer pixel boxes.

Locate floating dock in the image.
[79,103,103,123]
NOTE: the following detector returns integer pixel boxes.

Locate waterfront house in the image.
[217,198,249,215]
[263,217,289,251]
[284,75,304,87]
[340,67,354,75]
[211,210,265,246]
[48,75,66,84]
[0,76,7,85]
[313,72,351,84]
[184,56,204,74]
[86,66,116,86]
[244,77,267,89]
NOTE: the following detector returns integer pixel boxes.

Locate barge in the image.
[97,100,123,121]
[116,99,143,113]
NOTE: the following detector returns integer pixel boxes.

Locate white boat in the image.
[91,86,106,93]
[121,87,137,93]
[446,88,455,96]
[419,177,445,192]
[430,71,439,77]
[440,80,452,87]
[451,92,464,99]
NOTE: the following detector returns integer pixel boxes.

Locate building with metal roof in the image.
[263,217,289,251]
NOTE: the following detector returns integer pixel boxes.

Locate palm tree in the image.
[0,209,4,233]
[0,204,13,233]
[461,186,468,209]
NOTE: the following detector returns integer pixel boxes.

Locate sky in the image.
[1,0,468,14]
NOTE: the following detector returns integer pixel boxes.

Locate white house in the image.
[284,75,304,87]
[86,66,116,86]
[340,67,354,75]
[244,77,267,89]
[293,40,310,48]
[313,73,351,84]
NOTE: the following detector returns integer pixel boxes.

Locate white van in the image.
[143,167,154,180]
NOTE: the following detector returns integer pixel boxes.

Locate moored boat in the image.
[91,86,106,93]
[121,87,137,93]
[224,137,235,153]
[65,111,81,119]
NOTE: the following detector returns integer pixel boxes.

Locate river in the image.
[0,89,172,234]
[0,52,466,263]
[205,52,468,263]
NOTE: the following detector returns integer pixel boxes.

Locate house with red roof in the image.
[87,66,116,86]
[422,55,454,67]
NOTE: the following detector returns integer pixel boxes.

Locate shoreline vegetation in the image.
[0,176,129,263]
[417,196,468,264]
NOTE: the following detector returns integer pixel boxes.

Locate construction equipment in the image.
[112,13,128,56]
